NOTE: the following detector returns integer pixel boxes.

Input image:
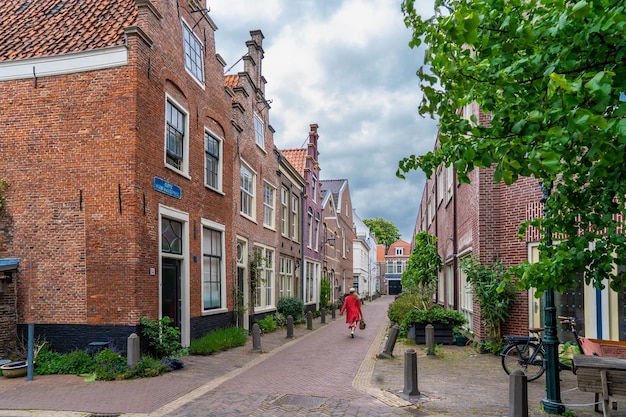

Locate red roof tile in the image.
[0,0,137,61]
[281,148,306,173]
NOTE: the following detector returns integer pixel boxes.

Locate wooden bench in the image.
[573,354,626,417]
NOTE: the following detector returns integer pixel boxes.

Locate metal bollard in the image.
[127,333,140,368]
[252,323,262,353]
[307,310,313,330]
[331,304,336,319]
[425,324,435,355]
[401,349,420,398]
[321,308,326,324]
[508,370,528,417]
[286,315,294,339]
[377,324,400,359]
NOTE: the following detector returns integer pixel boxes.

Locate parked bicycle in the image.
[500,316,584,381]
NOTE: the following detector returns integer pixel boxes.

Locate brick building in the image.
[0,0,235,353]
[383,240,411,296]
[320,179,354,303]
[282,124,324,312]
[415,102,623,343]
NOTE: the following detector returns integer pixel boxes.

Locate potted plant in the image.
[406,306,467,344]
[453,326,472,346]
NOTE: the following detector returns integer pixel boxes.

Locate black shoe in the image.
[351,333,354,338]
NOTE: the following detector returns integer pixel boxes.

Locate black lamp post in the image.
[539,181,565,414]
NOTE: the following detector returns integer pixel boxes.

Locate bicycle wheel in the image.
[501,342,545,382]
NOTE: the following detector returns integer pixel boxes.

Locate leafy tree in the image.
[398,0,626,294]
[0,179,7,210]
[401,231,442,309]
[362,217,401,247]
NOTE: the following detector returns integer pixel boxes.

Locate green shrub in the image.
[189,327,247,355]
[35,345,95,375]
[256,315,277,333]
[387,293,422,325]
[132,356,169,378]
[94,349,130,381]
[273,312,287,327]
[400,306,467,337]
[277,297,304,322]
[140,316,183,359]
[320,276,331,309]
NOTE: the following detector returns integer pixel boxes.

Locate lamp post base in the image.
[541,399,565,414]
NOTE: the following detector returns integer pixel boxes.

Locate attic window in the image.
[47,1,65,15]
[16,1,31,12]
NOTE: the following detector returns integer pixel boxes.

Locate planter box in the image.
[414,323,455,345]
[1,361,28,378]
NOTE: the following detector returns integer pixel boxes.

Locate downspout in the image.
[453,168,459,310]
[300,190,306,306]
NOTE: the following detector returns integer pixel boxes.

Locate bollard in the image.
[321,308,326,324]
[377,324,400,359]
[509,370,528,417]
[286,315,294,339]
[127,333,140,368]
[425,324,435,355]
[401,349,420,398]
[27,323,34,381]
[331,304,336,319]
[252,323,262,352]
[307,310,313,330]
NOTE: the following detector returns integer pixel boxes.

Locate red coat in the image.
[340,295,362,323]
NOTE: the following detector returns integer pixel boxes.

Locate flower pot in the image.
[455,335,468,346]
[1,361,28,378]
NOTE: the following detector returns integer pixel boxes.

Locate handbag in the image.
[359,319,366,330]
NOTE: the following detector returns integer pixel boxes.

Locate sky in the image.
[209,0,438,243]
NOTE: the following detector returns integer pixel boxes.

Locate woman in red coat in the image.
[340,288,363,338]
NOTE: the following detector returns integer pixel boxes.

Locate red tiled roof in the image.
[224,74,240,88]
[0,0,137,61]
[281,148,306,173]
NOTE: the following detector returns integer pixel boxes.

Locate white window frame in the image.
[311,176,318,202]
[164,95,190,176]
[201,219,226,314]
[437,165,444,207]
[254,113,265,149]
[307,209,313,248]
[280,187,288,236]
[263,182,276,229]
[240,161,256,220]
[291,193,299,241]
[253,245,275,311]
[446,164,454,204]
[395,248,403,255]
[204,129,223,192]
[314,213,320,252]
[182,20,205,85]
[279,257,294,299]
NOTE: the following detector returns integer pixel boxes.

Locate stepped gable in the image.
[0,0,137,60]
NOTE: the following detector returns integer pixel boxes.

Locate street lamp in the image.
[539,181,565,414]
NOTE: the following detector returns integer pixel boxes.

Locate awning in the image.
[0,258,19,272]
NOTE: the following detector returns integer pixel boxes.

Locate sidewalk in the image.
[0,296,624,416]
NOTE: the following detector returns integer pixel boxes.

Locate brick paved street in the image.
[1,296,625,416]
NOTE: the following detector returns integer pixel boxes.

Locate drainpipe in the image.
[300,190,306,305]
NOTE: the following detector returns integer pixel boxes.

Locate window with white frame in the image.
[202,222,224,311]
[205,131,222,191]
[254,247,274,309]
[281,187,288,236]
[446,164,454,204]
[311,176,318,202]
[279,257,294,298]
[387,261,393,273]
[263,182,275,229]
[305,261,318,304]
[165,99,188,173]
[437,165,444,206]
[396,260,403,273]
[240,163,255,219]
[395,247,403,255]
[291,194,299,241]
[307,208,313,248]
[254,113,264,149]
[459,257,474,328]
[314,213,320,252]
[182,21,204,84]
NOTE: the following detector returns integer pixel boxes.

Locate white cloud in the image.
[210,0,437,241]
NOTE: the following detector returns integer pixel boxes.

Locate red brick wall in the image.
[0,0,234,336]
